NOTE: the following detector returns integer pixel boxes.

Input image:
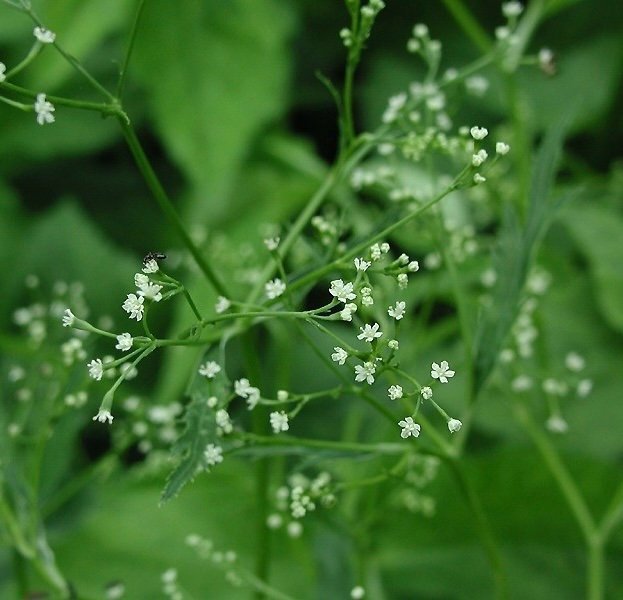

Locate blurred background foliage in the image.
[1,0,622,598]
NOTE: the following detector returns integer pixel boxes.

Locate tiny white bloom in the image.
[502,2,524,18]
[264,237,280,251]
[270,411,289,433]
[198,360,221,379]
[87,358,104,381]
[470,126,488,140]
[246,387,260,410]
[565,352,585,372]
[511,375,533,392]
[447,418,462,433]
[351,586,366,600]
[397,273,408,289]
[206,396,219,408]
[216,409,233,433]
[115,332,133,352]
[354,257,371,272]
[380,242,390,254]
[329,279,356,303]
[340,303,357,321]
[413,23,428,37]
[370,243,382,261]
[361,295,374,307]
[546,414,568,434]
[357,323,383,342]
[388,384,403,400]
[408,260,420,272]
[496,142,511,155]
[142,259,159,274]
[354,361,376,385]
[265,278,286,299]
[62,308,75,327]
[137,282,163,302]
[287,521,303,538]
[215,296,231,313]
[122,293,145,321]
[388,339,399,350]
[92,409,113,424]
[234,378,253,397]
[472,149,488,167]
[577,379,593,397]
[473,173,486,184]
[431,360,455,383]
[34,93,55,125]
[204,443,223,466]
[398,416,420,439]
[0,62,6,83]
[398,253,409,265]
[420,386,433,400]
[277,390,289,402]
[120,363,138,380]
[388,301,406,320]
[331,347,348,365]
[33,26,56,44]
[134,273,149,288]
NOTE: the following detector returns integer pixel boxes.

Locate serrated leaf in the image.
[160,393,217,505]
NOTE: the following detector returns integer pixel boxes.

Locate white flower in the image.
[380,242,390,254]
[408,260,419,272]
[265,278,286,299]
[270,411,289,433]
[354,257,371,272]
[472,149,488,167]
[502,2,524,18]
[33,27,56,44]
[413,23,428,37]
[388,385,403,400]
[264,237,280,251]
[351,586,366,599]
[34,93,55,125]
[577,379,593,397]
[398,416,420,439]
[388,339,399,350]
[120,363,137,380]
[388,301,406,320]
[216,409,233,434]
[0,62,6,83]
[204,444,223,466]
[134,273,149,288]
[370,243,382,261]
[87,358,104,381]
[397,273,408,289]
[62,308,75,327]
[473,173,486,184]
[215,296,231,313]
[92,409,113,424]
[340,303,357,321]
[329,279,356,303]
[546,414,568,434]
[115,333,133,352]
[354,361,376,385]
[565,352,585,372]
[420,386,433,400]
[511,375,533,392]
[246,387,260,410]
[198,360,221,379]
[142,259,159,274]
[361,295,374,307]
[447,418,462,433]
[398,253,409,265]
[496,142,510,155]
[470,126,488,140]
[277,390,289,402]
[431,360,455,383]
[234,378,253,397]
[122,293,145,321]
[137,282,163,302]
[357,323,383,342]
[331,347,348,365]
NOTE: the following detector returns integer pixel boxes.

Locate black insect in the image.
[143,251,167,265]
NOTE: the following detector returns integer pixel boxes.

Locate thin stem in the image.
[118,118,229,297]
[598,480,623,540]
[440,0,493,53]
[587,538,604,600]
[116,0,147,99]
[6,42,41,78]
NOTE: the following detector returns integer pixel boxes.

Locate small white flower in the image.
[198,360,221,379]
[354,257,371,271]
[120,363,138,380]
[34,93,55,125]
[142,259,159,274]
[472,149,488,167]
[87,358,104,381]
[447,418,462,433]
[420,386,433,400]
[354,361,376,385]
[413,23,428,37]
[340,303,357,321]
[331,347,348,365]
[380,242,390,254]
[408,260,420,272]
[204,443,223,466]
[33,27,56,44]
[62,308,75,327]
[511,375,533,392]
[388,301,406,320]
[206,396,218,408]
[431,361,455,383]
[361,295,374,307]
[388,385,403,400]
[546,414,568,434]
[277,390,289,402]
[388,339,399,350]
[122,293,145,321]
[215,296,231,313]
[502,2,524,18]
[397,273,408,289]
[577,379,593,397]
[270,411,289,433]
[470,126,488,140]
[398,253,409,265]
[115,333,133,352]
[287,521,303,538]
[496,142,511,155]
[0,62,6,83]
[357,323,383,342]
[264,237,280,251]
[216,409,233,434]
[473,173,486,184]
[246,387,260,410]
[565,352,585,372]
[370,243,382,261]
[234,378,253,397]
[398,416,420,439]
[265,278,286,299]
[92,409,113,424]
[351,586,366,600]
[329,279,356,303]
[134,273,149,288]
[137,282,163,302]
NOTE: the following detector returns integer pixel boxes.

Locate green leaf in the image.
[133,0,295,221]
[160,393,217,505]
[560,204,623,333]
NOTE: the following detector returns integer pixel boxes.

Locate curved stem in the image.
[116,0,147,99]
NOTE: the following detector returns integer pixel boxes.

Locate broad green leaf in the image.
[560,204,623,333]
[133,0,295,222]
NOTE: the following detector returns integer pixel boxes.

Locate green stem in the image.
[587,538,604,600]
[440,0,492,53]
[598,480,623,540]
[116,0,147,99]
[118,118,229,297]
